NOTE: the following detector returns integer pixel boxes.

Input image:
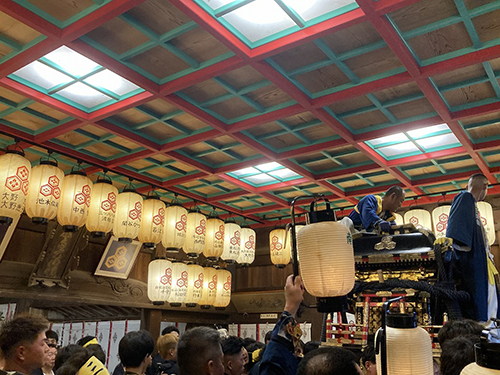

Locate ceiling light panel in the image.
[13,61,73,90]
[227,161,303,187]
[55,82,114,108]
[43,46,100,77]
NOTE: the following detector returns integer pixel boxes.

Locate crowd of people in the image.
[0,274,495,375]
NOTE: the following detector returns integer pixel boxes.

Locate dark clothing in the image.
[348,194,395,231]
[447,191,500,321]
[146,354,179,375]
[1,371,25,375]
[112,363,124,375]
[31,369,43,375]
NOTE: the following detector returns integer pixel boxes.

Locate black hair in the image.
[177,327,222,375]
[242,337,256,349]
[119,330,155,368]
[385,186,404,198]
[55,344,87,370]
[0,314,49,359]
[221,336,245,357]
[303,341,320,355]
[297,347,360,375]
[56,349,92,375]
[440,335,479,375]
[46,329,59,342]
[437,319,483,347]
[76,336,96,347]
[161,325,180,336]
[361,344,375,365]
[264,331,272,343]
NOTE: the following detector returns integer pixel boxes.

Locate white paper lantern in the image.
[85,177,117,237]
[169,262,188,307]
[394,213,404,226]
[138,196,165,248]
[297,221,354,297]
[147,258,172,305]
[461,362,500,375]
[113,188,142,241]
[184,211,206,257]
[270,227,290,268]
[162,203,187,251]
[237,226,256,266]
[221,220,241,263]
[477,201,496,246]
[0,150,31,225]
[432,205,451,239]
[375,318,433,375]
[203,213,224,261]
[199,267,218,309]
[185,263,204,307]
[26,158,64,224]
[57,171,92,232]
[404,209,432,230]
[214,268,231,309]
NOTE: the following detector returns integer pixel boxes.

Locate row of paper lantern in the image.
[268,224,305,267]
[147,260,232,308]
[394,203,496,245]
[0,150,256,263]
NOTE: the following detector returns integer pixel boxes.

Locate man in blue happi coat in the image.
[347,186,405,232]
[446,173,500,323]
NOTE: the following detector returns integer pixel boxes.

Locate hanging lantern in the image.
[221,218,240,263]
[297,221,354,297]
[184,209,206,258]
[85,175,117,237]
[113,183,142,242]
[270,225,290,268]
[394,213,404,226]
[169,261,188,307]
[477,201,496,246]
[147,258,172,305]
[432,205,451,239]
[138,193,165,248]
[237,225,256,266]
[162,199,187,252]
[57,168,92,232]
[0,148,31,225]
[185,263,204,307]
[214,268,231,309]
[199,266,218,309]
[460,330,500,375]
[203,210,224,261]
[25,156,64,224]
[404,209,432,230]
[375,309,433,375]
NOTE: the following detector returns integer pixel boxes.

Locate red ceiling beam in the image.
[0,1,61,38]
[228,104,305,133]
[385,146,467,167]
[89,91,154,122]
[106,149,158,169]
[276,138,348,160]
[165,151,214,174]
[315,163,380,181]
[93,120,161,151]
[452,100,500,121]
[35,119,86,143]
[161,172,210,187]
[214,157,271,175]
[159,129,223,153]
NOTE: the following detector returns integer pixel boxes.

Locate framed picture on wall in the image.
[0,216,20,262]
[94,236,141,279]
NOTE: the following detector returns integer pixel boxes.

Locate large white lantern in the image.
[185,263,204,307]
[432,205,451,239]
[404,209,432,230]
[203,212,224,261]
[147,258,172,305]
[214,268,231,309]
[25,158,64,224]
[184,210,206,258]
[85,176,117,237]
[57,170,92,232]
[0,150,31,225]
[394,213,404,226]
[113,187,142,242]
[270,226,290,268]
[221,219,240,263]
[297,221,354,297]
[169,261,188,307]
[375,314,433,375]
[237,225,256,266]
[138,195,165,248]
[199,267,218,309]
[162,202,187,252]
[477,201,496,245]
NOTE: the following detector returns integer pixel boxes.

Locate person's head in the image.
[440,335,479,375]
[467,173,489,202]
[162,325,180,338]
[297,347,363,375]
[437,319,483,347]
[43,345,57,371]
[0,314,49,373]
[221,336,248,375]
[361,345,376,375]
[382,186,405,212]
[54,344,86,370]
[264,331,272,344]
[119,330,154,370]
[45,330,58,348]
[157,333,178,361]
[177,326,224,375]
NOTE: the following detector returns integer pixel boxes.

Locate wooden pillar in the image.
[141,308,163,342]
